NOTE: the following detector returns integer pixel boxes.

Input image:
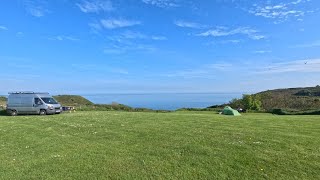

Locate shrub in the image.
[271,108,320,115]
[0,110,7,116]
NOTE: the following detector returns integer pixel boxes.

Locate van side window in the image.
[35,98,42,105]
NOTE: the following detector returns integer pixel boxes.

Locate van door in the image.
[20,97,34,114]
[33,98,43,114]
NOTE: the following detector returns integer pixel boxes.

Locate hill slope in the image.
[257,86,320,111]
[226,86,320,111]
[53,95,93,106]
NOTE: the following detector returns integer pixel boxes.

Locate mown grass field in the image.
[0,111,319,179]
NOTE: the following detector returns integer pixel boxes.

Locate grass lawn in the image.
[0,111,319,179]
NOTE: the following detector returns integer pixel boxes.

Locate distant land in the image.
[1,86,320,112]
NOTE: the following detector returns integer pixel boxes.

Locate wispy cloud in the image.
[103,31,165,54]
[248,0,312,23]
[292,40,320,48]
[206,39,242,46]
[208,63,234,71]
[197,26,265,40]
[108,31,167,41]
[253,50,272,54]
[16,32,24,37]
[24,0,49,17]
[88,22,103,34]
[76,0,113,13]
[0,26,8,30]
[71,64,129,74]
[100,19,141,29]
[142,0,179,8]
[174,20,207,29]
[167,63,234,79]
[48,35,79,41]
[257,59,320,74]
[151,36,167,40]
[103,43,156,54]
[167,58,320,79]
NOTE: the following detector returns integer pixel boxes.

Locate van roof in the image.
[8,92,49,94]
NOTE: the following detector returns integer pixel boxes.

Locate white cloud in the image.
[174,20,207,29]
[0,26,8,30]
[257,59,320,74]
[197,27,265,40]
[249,0,311,23]
[48,36,79,41]
[142,0,179,8]
[27,7,45,17]
[100,19,141,29]
[291,0,305,5]
[24,0,49,17]
[76,0,113,13]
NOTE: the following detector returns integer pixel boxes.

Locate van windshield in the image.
[41,97,58,104]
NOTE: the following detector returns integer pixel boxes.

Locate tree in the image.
[242,94,253,110]
[229,98,242,108]
[252,95,262,111]
[241,94,262,111]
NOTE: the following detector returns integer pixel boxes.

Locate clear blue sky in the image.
[1,0,320,94]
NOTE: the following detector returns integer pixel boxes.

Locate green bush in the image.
[0,110,7,116]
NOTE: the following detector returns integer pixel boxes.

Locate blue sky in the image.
[1,0,320,94]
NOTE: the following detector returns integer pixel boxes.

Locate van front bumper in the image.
[46,109,56,114]
[46,108,61,114]
[47,107,62,114]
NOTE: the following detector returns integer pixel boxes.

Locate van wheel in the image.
[10,110,17,116]
[39,109,47,115]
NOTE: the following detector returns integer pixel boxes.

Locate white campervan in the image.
[6,92,62,116]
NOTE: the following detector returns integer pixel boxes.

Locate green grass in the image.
[0,112,319,179]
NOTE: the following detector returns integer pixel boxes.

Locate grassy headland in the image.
[224,86,320,114]
[53,95,94,106]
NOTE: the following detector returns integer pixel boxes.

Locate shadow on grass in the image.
[0,110,60,116]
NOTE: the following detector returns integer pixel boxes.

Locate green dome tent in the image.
[222,106,241,116]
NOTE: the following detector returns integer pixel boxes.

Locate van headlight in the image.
[48,105,54,110]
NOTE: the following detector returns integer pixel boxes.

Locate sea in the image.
[82,93,243,110]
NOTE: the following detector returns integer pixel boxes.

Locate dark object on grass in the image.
[62,106,76,112]
[237,108,247,113]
